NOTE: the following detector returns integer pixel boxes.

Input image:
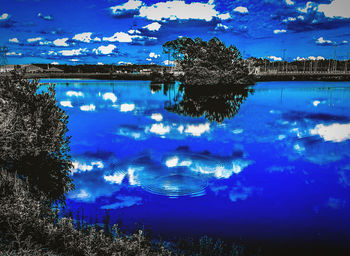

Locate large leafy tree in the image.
[0,72,74,203]
[163,37,253,86]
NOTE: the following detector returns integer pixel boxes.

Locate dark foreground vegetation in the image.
[0,72,258,255]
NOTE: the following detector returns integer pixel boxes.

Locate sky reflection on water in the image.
[43,79,350,249]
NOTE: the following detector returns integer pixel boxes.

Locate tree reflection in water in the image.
[159,82,254,123]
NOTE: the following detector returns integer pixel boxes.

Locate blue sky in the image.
[1,0,349,65]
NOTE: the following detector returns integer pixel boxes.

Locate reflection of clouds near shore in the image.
[68,147,253,201]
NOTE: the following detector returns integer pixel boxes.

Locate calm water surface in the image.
[43,79,350,252]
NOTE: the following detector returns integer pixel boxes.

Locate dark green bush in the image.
[0,170,172,256]
[0,72,73,203]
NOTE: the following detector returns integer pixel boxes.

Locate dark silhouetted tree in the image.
[163,37,254,86]
[0,72,74,203]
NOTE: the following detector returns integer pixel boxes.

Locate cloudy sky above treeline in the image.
[1,0,349,65]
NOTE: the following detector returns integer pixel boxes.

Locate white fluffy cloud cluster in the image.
[53,38,69,47]
[318,0,350,18]
[93,44,117,55]
[143,22,161,31]
[315,37,334,45]
[111,0,231,21]
[73,32,101,43]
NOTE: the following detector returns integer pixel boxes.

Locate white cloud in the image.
[103,32,133,43]
[293,143,305,153]
[313,100,321,107]
[165,156,192,168]
[27,37,42,43]
[151,113,163,121]
[232,129,243,134]
[229,186,253,202]
[149,123,170,135]
[233,6,248,14]
[215,23,230,31]
[53,38,69,47]
[73,32,101,43]
[295,56,325,61]
[72,189,90,200]
[217,13,231,20]
[66,91,84,97]
[69,59,80,62]
[282,17,297,23]
[101,195,142,209]
[298,2,317,13]
[310,123,350,142]
[127,167,141,186]
[319,0,350,18]
[191,159,252,179]
[51,61,59,65]
[102,92,117,103]
[59,48,88,56]
[80,104,96,111]
[138,1,231,21]
[165,156,179,168]
[184,123,210,136]
[120,103,135,112]
[267,56,282,61]
[128,29,141,34]
[91,161,104,169]
[285,0,295,5]
[71,161,93,174]
[60,100,73,108]
[39,40,52,46]
[0,13,9,20]
[308,56,325,60]
[143,22,162,31]
[110,0,143,15]
[102,32,157,44]
[37,13,53,20]
[93,44,117,55]
[273,29,287,34]
[104,172,126,184]
[316,37,334,45]
[9,38,19,43]
[149,52,160,58]
[6,51,22,56]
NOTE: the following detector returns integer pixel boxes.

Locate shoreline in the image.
[1,72,350,82]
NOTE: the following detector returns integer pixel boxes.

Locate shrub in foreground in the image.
[0,170,172,256]
[0,72,73,203]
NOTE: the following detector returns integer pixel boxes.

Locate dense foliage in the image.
[166,86,253,123]
[163,37,253,86]
[0,170,173,256]
[0,72,73,202]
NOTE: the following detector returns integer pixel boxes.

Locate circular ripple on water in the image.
[142,174,208,197]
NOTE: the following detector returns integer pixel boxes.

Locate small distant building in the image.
[0,65,15,73]
[139,68,152,75]
[45,67,64,73]
[21,64,44,73]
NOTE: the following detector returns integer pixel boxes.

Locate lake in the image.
[43,79,350,254]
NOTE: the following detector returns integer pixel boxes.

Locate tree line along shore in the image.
[1,64,350,82]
